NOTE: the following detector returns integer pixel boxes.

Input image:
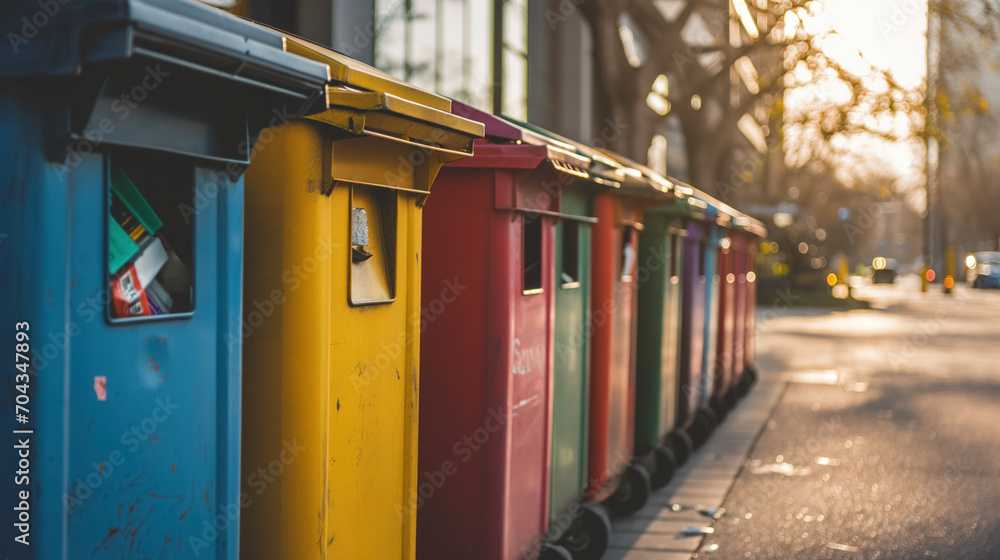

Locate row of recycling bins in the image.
[0,2,765,559]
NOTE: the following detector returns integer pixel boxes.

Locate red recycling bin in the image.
[418,103,590,560]
[712,235,737,412]
[745,241,758,374]
[731,233,750,391]
[586,153,672,517]
[731,223,764,393]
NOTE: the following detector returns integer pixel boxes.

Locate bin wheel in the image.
[604,463,652,517]
[709,394,729,422]
[560,503,612,560]
[724,386,740,411]
[651,445,677,489]
[665,429,693,466]
[746,364,759,386]
[973,278,983,289]
[736,373,750,397]
[739,369,755,396]
[701,404,719,429]
[538,542,573,560]
[688,407,716,449]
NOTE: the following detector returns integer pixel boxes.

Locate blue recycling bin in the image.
[0,1,328,559]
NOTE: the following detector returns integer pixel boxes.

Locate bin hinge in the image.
[320,136,336,196]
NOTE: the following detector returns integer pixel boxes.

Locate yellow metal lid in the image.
[325,90,484,139]
[283,35,453,113]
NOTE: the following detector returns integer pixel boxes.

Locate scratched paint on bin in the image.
[240,122,422,560]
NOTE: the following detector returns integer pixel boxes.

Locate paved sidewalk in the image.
[604,380,787,560]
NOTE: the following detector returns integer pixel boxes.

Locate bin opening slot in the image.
[107,153,196,320]
[621,226,637,282]
[350,185,397,305]
[561,220,580,289]
[523,214,544,295]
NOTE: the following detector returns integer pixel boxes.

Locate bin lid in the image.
[0,0,329,102]
[649,190,712,221]
[283,35,452,113]
[592,148,674,198]
[651,179,765,237]
[732,215,768,238]
[504,117,671,200]
[670,180,767,237]
[266,32,484,164]
[446,102,590,175]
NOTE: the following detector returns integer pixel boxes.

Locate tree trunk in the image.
[581,0,638,155]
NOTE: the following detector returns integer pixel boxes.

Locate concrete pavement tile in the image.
[612,518,710,534]
[602,549,693,560]
[609,531,705,552]
[607,381,787,556]
[627,506,709,522]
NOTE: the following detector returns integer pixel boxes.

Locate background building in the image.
[222,0,778,200]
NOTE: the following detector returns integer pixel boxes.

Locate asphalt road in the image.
[703,279,1000,560]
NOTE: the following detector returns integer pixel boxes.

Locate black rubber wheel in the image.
[709,393,729,422]
[745,364,759,386]
[560,503,612,560]
[973,278,983,289]
[650,445,677,489]
[724,386,740,411]
[665,428,693,466]
[604,463,652,517]
[539,542,573,560]
[688,406,716,449]
[737,372,752,397]
[701,404,719,430]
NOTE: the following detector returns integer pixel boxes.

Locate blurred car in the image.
[967,252,1000,289]
[870,257,898,284]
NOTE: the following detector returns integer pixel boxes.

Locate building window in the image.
[375,0,495,111]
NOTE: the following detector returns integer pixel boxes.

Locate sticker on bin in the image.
[94,376,107,401]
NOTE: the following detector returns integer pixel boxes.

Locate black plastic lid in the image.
[0,0,328,98]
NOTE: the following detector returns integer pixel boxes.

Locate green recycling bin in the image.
[633,197,689,483]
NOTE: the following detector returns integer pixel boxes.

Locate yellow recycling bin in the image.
[239,34,483,560]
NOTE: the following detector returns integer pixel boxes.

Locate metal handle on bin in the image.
[359,128,474,159]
